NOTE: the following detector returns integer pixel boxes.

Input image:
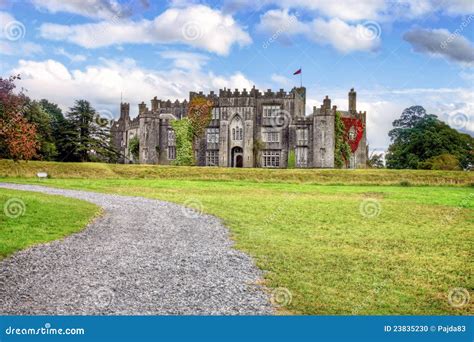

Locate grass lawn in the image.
[1,160,473,315]
[0,188,101,259]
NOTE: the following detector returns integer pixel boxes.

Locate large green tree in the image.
[39,99,69,161]
[386,106,473,169]
[24,100,56,160]
[63,100,118,162]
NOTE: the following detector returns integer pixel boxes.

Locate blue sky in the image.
[1,0,473,151]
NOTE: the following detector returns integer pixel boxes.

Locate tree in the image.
[39,99,68,161]
[63,100,118,162]
[24,100,56,160]
[388,106,436,142]
[386,106,473,169]
[0,75,39,161]
[367,152,384,168]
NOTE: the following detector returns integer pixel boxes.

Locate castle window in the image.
[207,128,219,144]
[206,150,219,166]
[168,146,176,160]
[263,105,280,118]
[236,127,243,140]
[263,131,280,143]
[296,128,308,145]
[296,147,308,167]
[262,150,280,167]
[212,108,219,120]
[167,129,176,146]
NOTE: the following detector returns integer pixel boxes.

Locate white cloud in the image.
[257,11,380,53]
[158,51,209,71]
[311,18,381,53]
[54,48,87,63]
[270,73,292,88]
[11,58,255,118]
[256,9,307,36]
[39,5,251,55]
[30,0,144,20]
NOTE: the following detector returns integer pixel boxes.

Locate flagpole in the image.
[300,67,302,87]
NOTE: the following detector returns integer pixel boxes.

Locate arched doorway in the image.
[231,146,243,167]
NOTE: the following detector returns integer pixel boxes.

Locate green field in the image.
[0,188,100,259]
[0,160,472,315]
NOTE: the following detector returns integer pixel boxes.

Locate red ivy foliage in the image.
[341,117,364,153]
[0,75,39,161]
[187,97,213,139]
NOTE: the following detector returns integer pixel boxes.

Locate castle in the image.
[111,87,367,168]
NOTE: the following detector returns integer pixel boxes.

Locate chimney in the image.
[349,88,356,113]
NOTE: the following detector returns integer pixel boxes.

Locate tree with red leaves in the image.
[0,75,39,161]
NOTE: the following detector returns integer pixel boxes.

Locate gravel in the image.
[0,183,274,315]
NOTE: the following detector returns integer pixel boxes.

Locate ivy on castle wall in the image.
[171,97,213,166]
[171,118,194,166]
[188,97,213,141]
[334,111,351,168]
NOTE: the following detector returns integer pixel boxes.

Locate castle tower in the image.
[313,96,335,168]
[138,102,160,164]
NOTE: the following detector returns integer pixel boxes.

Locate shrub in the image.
[419,154,461,171]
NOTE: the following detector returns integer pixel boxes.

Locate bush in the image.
[418,154,461,171]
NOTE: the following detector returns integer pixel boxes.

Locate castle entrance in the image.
[231,147,243,167]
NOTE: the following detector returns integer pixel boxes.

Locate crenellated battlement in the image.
[188,86,306,99]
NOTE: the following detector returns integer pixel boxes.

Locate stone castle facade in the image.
[111,87,367,168]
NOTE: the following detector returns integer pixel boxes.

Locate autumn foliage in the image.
[187,96,213,138]
[0,75,39,161]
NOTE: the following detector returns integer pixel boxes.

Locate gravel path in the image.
[0,183,273,315]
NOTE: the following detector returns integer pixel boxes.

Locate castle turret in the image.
[151,96,159,112]
[349,88,356,113]
[138,102,148,115]
[120,102,130,120]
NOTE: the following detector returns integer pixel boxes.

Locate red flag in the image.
[293,68,302,75]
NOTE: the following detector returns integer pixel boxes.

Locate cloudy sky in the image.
[1,0,473,152]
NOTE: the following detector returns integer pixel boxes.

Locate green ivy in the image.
[171,118,194,166]
[128,135,139,161]
[334,111,351,168]
[287,150,296,168]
